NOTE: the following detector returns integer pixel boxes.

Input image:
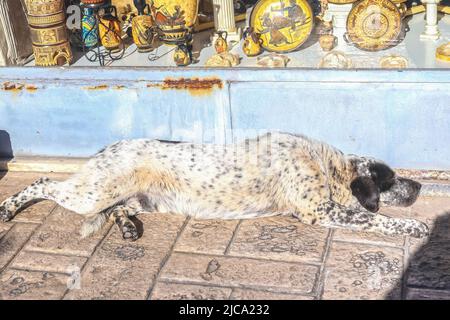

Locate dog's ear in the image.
[369,163,395,191]
[350,176,380,212]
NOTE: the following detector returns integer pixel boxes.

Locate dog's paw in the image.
[121,222,139,241]
[405,219,429,238]
[0,205,13,222]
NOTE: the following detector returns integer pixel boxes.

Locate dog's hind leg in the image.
[0,174,125,223]
[296,201,429,238]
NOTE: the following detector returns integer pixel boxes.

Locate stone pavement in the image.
[0,171,449,300]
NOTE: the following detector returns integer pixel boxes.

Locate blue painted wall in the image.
[0,67,449,170]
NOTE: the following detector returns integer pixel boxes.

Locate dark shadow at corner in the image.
[0,130,13,181]
[131,216,145,239]
[387,211,450,300]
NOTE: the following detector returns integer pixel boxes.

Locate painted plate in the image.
[250,0,314,53]
[346,0,402,51]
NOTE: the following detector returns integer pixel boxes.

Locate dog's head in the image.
[348,156,421,212]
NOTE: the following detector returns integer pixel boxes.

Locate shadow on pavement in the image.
[388,211,450,300]
[0,130,13,181]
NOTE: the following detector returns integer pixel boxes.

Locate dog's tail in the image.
[80,211,109,238]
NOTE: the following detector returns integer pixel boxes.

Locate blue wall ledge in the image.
[1,67,449,170]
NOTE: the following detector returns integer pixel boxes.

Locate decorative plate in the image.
[250,0,314,53]
[346,0,402,51]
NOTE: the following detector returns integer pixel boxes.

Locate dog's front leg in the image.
[297,201,429,238]
[109,204,140,241]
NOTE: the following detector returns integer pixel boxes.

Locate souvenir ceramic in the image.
[32,41,73,66]
[345,0,403,51]
[214,31,228,54]
[436,42,450,63]
[379,55,408,68]
[24,0,73,66]
[24,0,64,16]
[131,4,156,52]
[250,0,314,53]
[99,6,122,52]
[318,51,352,68]
[256,53,290,67]
[29,24,68,46]
[173,44,192,66]
[242,27,263,57]
[319,34,337,51]
[205,52,240,67]
[82,7,99,48]
[151,0,199,44]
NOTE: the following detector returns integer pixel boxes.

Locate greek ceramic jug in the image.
[242,27,263,57]
[82,7,99,48]
[173,44,192,66]
[214,31,228,54]
[99,6,122,52]
[132,1,155,52]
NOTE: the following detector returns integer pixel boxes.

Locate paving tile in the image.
[230,288,314,300]
[0,172,43,188]
[333,207,408,248]
[0,269,68,300]
[405,240,450,291]
[106,212,187,245]
[0,185,28,199]
[408,197,450,244]
[175,219,239,255]
[64,213,186,300]
[228,216,328,263]
[0,223,13,239]
[25,207,111,257]
[0,223,38,271]
[322,242,404,300]
[11,251,87,274]
[405,288,450,300]
[151,282,232,300]
[13,201,56,224]
[160,252,319,294]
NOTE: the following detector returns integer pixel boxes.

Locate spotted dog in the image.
[0,132,428,241]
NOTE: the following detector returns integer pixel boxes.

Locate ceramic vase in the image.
[242,27,263,57]
[99,6,122,52]
[132,2,155,52]
[24,0,72,66]
[82,7,99,48]
[151,0,199,44]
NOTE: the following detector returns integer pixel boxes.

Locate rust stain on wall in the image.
[84,84,109,90]
[1,82,38,92]
[25,85,38,92]
[147,77,223,96]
